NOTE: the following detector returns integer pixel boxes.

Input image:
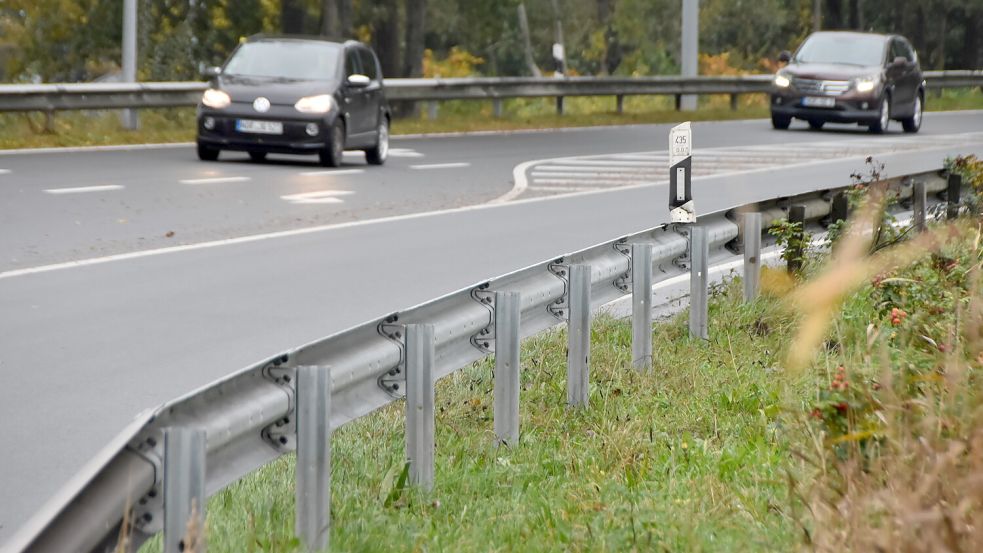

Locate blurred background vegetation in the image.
[0,0,980,85]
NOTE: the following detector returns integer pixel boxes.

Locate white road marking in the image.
[388,148,424,158]
[530,172,649,180]
[410,162,470,170]
[533,178,654,186]
[299,169,365,177]
[281,190,355,205]
[528,185,603,192]
[44,185,125,195]
[179,176,251,185]
[0,169,10,175]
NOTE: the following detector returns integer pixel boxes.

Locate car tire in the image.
[808,119,825,130]
[364,116,389,166]
[249,152,268,162]
[771,114,792,130]
[868,94,891,134]
[197,143,220,161]
[901,93,923,133]
[319,120,345,168]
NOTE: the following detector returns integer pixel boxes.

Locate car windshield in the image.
[224,41,341,80]
[794,34,886,66]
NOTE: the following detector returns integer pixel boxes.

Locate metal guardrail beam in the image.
[8,168,955,553]
[0,72,979,112]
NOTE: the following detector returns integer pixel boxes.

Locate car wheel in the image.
[868,95,891,134]
[197,142,219,161]
[901,94,923,133]
[249,152,268,162]
[319,120,345,167]
[365,117,389,166]
[771,114,791,130]
[808,119,825,130]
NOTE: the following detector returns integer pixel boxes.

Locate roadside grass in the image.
[3,87,980,150]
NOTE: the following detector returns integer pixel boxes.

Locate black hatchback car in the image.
[770,32,924,133]
[197,36,390,166]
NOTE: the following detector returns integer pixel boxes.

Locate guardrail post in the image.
[616,94,625,114]
[689,226,709,340]
[405,324,435,491]
[567,264,591,407]
[788,205,806,273]
[831,191,848,224]
[493,98,503,118]
[743,213,762,302]
[631,244,653,370]
[494,291,521,446]
[295,365,332,552]
[729,93,739,111]
[121,0,139,130]
[556,96,565,116]
[912,180,927,232]
[427,101,439,121]
[163,427,206,553]
[947,173,961,220]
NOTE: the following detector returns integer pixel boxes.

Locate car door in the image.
[887,38,915,110]
[357,47,384,131]
[342,48,372,138]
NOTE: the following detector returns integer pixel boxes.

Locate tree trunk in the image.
[935,1,947,70]
[402,0,426,78]
[550,0,566,75]
[813,0,822,31]
[597,0,612,75]
[516,3,542,77]
[848,0,861,30]
[281,0,306,34]
[373,0,401,79]
[965,8,981,69]
[825,0,843,29]
[339,0,353,38]
[320,0,341,39]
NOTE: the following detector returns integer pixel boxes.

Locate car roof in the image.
[245,34,369,49]
[808,31,893,42]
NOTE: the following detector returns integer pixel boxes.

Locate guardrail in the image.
[0,71,980,116]
[7,165,960,552]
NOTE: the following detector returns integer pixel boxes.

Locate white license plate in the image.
[802,96,835,108]
[236,119,283,135]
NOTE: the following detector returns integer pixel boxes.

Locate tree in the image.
[403,0,427,77]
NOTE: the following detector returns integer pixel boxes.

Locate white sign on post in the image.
[668,122,695,223]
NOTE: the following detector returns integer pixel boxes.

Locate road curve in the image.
[2,112,983,545]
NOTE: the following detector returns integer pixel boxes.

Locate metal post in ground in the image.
[494,291,522,446]
[831,191,848,224]
[121,0,139,130]
[730,93,739,111]
[680,0,700,111]
[743,212,762,302]
[567,264,591,407]
[689,226,709,340]
[912,180,927,232]
[493,98,504,118]
[427,101,439,121]
[163,428,206,553]
[556,96,565,116]
[295,365,332,553]
[631,244,653,370]
[616,95,625,114]
[405,324,435,491]
[788,205,806,273]
[947,173,962,220]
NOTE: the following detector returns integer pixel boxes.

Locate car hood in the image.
[782,63,880,81]
[215,75,340,105]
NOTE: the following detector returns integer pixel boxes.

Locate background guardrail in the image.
[0,71,980,116]
[7,166,959,553]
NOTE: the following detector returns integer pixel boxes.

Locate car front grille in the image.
[792,78,850,96]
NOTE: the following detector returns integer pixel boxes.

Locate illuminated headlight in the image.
[294,95,337,114]
[774,74,791,88]
[201,88,231,109]
[855,78,877,93]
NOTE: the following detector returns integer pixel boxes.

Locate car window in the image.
[900,39,917,63]
[794,33,886,67]
[890,40,906,63]
[357,48,379,80]
[345,50,362,78]
[224,41,342,80]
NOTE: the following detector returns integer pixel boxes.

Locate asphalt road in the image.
[2,112,983,546]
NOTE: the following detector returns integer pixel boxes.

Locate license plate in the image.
[236,119,283,135]
[802,96,835,108]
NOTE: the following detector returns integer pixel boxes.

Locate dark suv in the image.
[196,36,390,166]
[770,31,924,133]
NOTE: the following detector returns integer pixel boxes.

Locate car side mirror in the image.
[778,50,792,64]
[203,66,222,79]
[347,74,371,88]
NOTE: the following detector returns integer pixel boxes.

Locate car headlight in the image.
[855,78,878,93]
[201,88,231,109]
[295,95,337,114]
[774,74,791,88]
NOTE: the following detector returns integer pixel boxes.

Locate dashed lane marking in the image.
[410,162,471,170]
[299,169,365,177]
[281,190,355,205]
[44,185,125,195]
[179,176,251,185]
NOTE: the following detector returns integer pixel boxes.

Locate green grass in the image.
[3,87,980,150]
[138,278,814,553]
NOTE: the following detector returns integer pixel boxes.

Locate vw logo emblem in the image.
[253,97,271,113]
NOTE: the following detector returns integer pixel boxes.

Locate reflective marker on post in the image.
[631,244,653,371]
[567,264,591,408]
[689,226,709,341]
[405,324,435,491]
[743,212,762,302]
[669,122,695,224]
[163,427,206,553]
[494,291,522,446]
[295,365,332,553]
